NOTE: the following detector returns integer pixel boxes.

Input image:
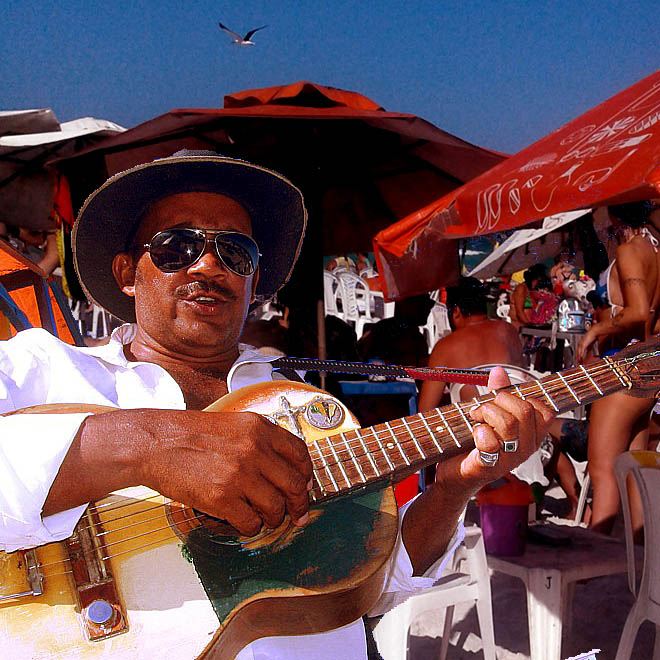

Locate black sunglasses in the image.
[143,228,260,276]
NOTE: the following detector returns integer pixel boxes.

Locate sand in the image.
[404,488,654,660]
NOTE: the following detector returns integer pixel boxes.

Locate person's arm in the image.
[576,242,650,362]
[402,367,554,574]
[35,232,60,274]
[511,285,531,324]
[43,407,314,537]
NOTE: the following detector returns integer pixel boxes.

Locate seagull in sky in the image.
[218,22,267,46]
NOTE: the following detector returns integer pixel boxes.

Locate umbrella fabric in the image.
[54,82,505,272]
[0,111,125,231]
[374,69,660,299]
[467,210,591,279]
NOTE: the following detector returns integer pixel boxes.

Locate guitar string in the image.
[36,509,207,574]
[73,499,167,534]
[34,529,185,580]
[317,374,616,480]
[73,363,623,541]
[64,363,625,541]
[27,361,626,576]
[303,363,622,473]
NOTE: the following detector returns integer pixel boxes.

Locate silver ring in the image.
[479,451,500,467]
[503,440,519,453]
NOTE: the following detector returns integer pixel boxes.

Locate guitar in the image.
[2,338,660,659]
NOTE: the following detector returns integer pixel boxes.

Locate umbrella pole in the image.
[317,299,327,390]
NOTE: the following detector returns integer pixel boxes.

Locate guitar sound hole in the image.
[192,511,244,545]
[165,501,286,546]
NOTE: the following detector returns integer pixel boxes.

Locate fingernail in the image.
[294,512,309,526]
[307,478,314,490]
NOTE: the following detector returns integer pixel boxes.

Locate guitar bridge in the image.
[0,548,43,601]
[64,507,129,642]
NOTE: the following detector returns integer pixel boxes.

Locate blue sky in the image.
[2,0,658,153]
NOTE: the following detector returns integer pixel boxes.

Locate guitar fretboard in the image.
[308,357,632,502]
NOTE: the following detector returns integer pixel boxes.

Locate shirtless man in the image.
[418,276,586,517]
[418,277,525,410]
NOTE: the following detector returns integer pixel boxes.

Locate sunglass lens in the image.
[215,234,259,276]
[149,230,204,272]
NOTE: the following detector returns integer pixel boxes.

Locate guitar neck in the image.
[309,356,631,503]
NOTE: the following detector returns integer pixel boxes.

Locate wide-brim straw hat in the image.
[73,150,307,322]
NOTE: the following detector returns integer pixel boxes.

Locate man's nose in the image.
[186,249,227,276]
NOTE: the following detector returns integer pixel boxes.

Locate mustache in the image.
[174,280,236,300]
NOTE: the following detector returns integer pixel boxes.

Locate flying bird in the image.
[218,22,267,46]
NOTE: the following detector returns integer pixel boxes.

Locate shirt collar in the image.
[89,323,280,391]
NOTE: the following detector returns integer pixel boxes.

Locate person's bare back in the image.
[434,318,523,370]
[418,277,526,412]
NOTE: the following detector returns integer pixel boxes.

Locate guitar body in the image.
[0,381,399,659]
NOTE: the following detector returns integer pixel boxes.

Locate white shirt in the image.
[0,325,463,660]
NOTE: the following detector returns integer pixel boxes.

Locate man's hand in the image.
[45,409,313,537]
[446,366,555,489]
[404,366,554,574]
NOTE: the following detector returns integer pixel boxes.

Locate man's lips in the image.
[175,281,236,306]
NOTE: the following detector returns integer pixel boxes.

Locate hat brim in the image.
[73,156,306,322]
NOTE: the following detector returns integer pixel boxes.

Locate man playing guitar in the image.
[0,151,554,659]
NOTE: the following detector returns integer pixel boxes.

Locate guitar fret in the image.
[356,431,381,477]
[453,402,474,432]
[312,438,338,493]
[327,436,351,488]
[341,434,367,483]
[401,417,426,459]
[386,422,410,466]
[557,372,581,403]
[370,427,395,471]
[437,408,461,447]
[580,364,603,395]
[418,413,444,454]
[514,384,526,399]
[536,381,559,412]
[603,356,632,388]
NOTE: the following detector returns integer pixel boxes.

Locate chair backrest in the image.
[336,270,373,323]
[614,451,660,601]
[323,270,341,317]
[420,302,451,351]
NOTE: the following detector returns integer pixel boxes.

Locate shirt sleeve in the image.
[0,413,92,552]
[367,496,466,616]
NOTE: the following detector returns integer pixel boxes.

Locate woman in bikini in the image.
[576,200,660,537]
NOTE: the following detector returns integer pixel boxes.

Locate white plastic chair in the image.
[323,270,341,318]
[91,304,109,338]
[420,302,451,352]
[335,270,375,339]
[371,525,496,660]
[614,451,660,660]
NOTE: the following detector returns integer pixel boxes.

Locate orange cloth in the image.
[0,249,75,344]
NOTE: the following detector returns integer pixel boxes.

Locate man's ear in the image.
[112,253,137,297]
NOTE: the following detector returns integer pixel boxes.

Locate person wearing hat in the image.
[0,152,553,658]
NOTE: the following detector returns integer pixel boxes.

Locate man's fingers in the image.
[258,449,311,525]
[487,366,510,390]
[269,425,314,482]
[221,497,264,537]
